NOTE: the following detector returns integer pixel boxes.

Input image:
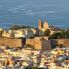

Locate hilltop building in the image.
[0,19,64,50]
[38,20,43,30]
[38,19,50,32]
[2,30,15,38]
[2,28,37,38]
[1,19,61,38]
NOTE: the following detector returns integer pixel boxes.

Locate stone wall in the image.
[26,38,51,51]
[0,37,25,48]
[42,40,51,51]
[34,39,42,50]
[26,39,35,47]
[64,39,69,47]
[51,39,69,47]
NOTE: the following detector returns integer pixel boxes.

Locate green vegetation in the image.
[9,25,31,30]
[44,29,50,36]
[0,30,4,37]
[49,32,63,39]
[25,67,44,69]
[62,29,69,39]
[24,44,34,49]
[38,29,50,37]
[32,67,44,69]
[49,29,69,39]
[0,32,2,37]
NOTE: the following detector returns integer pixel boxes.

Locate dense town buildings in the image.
[2,28,36,38]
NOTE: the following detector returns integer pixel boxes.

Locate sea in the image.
[0,0,69,29]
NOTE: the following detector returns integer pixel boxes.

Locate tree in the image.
[61,29,69,39]
[9,25,20,30]
[49,32,63,39]
[24,44,34,49]
[44,29,50,36]
[65,29,69,38]
[9,25,31,30]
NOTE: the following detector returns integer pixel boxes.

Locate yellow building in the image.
[11,28,36,38]
[14,30,25,38]
[2,30,14,38]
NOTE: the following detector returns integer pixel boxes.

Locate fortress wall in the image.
[0,37,25,48]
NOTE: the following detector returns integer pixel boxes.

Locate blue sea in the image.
[0,0,69,29]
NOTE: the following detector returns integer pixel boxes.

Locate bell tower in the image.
[38,19,43,30]
[43,21,49,31]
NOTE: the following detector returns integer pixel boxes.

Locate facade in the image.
[0,37,25,48]
[26,37,51,51]
[2,27,36,38]
[9,28,36,38]
[25,28,35,38]
[13,30,25,38]
[2,30,14,38]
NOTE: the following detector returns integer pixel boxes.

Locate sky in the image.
[0,0,69,29]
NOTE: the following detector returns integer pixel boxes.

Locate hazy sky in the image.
[0,0,69,28]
